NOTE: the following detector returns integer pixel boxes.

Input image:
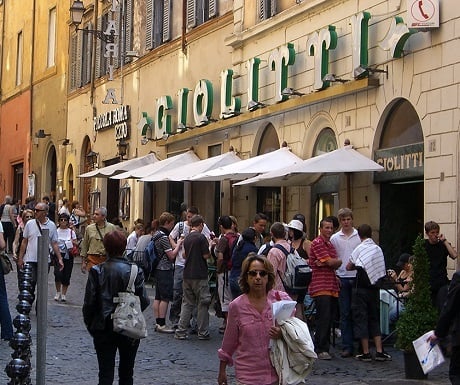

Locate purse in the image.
[1,252,13,275]
[112,264,147,339]
[69,245,79,257]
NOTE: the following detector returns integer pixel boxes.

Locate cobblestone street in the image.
[0,261,451,385]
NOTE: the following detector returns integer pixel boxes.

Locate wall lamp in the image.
[282,87,305,97]
[70,1,114,43]
[86,150,99,170]
[354,65,389,80]
[140,137,154,145]
[322,74,348,83]
[247,100,266,111]
[35,129,51,138]
[117,139,129,160]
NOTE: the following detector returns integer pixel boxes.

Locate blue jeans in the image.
[339,277,355,353]
[0,270,13,340]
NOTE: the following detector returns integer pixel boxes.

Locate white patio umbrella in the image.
[233,146,384,187]
[189,146,303,181]
[110,150,200,180]
[78,153,159,178]
[140,151,242,182]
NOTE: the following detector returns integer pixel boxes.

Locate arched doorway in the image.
[376,99,424,267]
[44,146,57,204]
[309,128,338,238]
[81,136,93,214]
[256,124,281,230]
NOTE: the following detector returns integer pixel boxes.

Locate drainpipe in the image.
[182,0,187,53]
[29,0,36,193]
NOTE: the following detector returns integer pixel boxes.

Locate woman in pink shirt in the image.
[218,254,291,385]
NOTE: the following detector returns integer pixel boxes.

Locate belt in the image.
[87,253,105,257]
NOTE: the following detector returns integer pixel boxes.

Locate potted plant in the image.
[395,234,438,379]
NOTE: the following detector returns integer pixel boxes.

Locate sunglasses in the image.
[247,270,268,277]
[59,218,69,222]
[24,216,33,219]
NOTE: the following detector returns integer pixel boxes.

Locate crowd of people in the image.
[1,194,460,384]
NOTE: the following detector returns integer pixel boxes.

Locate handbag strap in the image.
[127,264,138,293]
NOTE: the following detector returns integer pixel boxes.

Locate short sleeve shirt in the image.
[183,231,209,280]
[23,219,59,263]
[154,230,173,271]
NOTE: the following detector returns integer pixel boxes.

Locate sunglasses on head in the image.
[34,209,45,212]
[247,270,268,277]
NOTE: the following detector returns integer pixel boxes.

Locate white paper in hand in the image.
[272,300,296,325]
[413,330,445,374]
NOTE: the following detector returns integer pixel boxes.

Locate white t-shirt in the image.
[23,219,59,263]
[57,227,76,253]
[126,230,138,252]
[330,228,360,278]
[170,221,211,267]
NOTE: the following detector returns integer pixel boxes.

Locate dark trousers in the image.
[450,345,460,385]
[339,277,355,353]
[0,270,13,340]
[53,255,74,286]
[1,222,15,253]
[313,295,337,353]
[93,331,140,385]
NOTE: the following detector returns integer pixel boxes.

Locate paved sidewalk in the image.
[0,261,451,385]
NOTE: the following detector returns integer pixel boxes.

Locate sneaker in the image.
[317,352,332,360]
[155,324,175,334]
[355,353,372,362]
[375,351,392,361]
[198,333,210,340]
[60,295,66,302]
[174,333,187,340]
[54,293,61,301]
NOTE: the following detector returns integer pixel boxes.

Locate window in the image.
[186,0,217,29]
[258,0,277,21]
[69,23,92,90]
[119,183,131,220]
[118,0,134,66]
[47,7,56,67]
[16,31,23,86]
[95,14,109,78]
[146,0,172,50]
[81,23,93,85]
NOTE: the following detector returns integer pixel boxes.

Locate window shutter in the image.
[186,0,196,29]
[145,0,154,50]
[83,22,93,84]
[76,32,83,87]
[162,0,171,43]
[270,0,277,17]
[124,0,133,63]
[95,17,102,78]
[259,0,266,21]
[69,34,78,90]
[208,0,217,19]
[153,0,163,48]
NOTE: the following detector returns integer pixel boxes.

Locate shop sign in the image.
[374,142,424,183]
[146,11,421,141]
[93,105,130,140]
[407,0,439,29]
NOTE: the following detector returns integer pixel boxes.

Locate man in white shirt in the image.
[168,206,211,327]
[17,202,63,293]
[330,208,361,358]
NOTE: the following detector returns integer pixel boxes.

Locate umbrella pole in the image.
[229,180,233,215]
[346,173,352,209]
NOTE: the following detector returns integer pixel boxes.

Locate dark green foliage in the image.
[395,235,438,351]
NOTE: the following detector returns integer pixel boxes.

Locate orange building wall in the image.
[0,91,31,202]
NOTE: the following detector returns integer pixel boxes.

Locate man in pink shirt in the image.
[266,222,290,292]
[309,217,342,360]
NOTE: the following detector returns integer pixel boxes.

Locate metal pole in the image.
[36,229,49,385]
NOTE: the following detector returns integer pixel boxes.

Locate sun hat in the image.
[287,219,304,233]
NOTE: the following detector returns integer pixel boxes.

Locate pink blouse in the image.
[218,290,292,385]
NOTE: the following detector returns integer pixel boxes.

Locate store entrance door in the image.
[379,181,424,268]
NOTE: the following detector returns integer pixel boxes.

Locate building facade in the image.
[1,0,456,271]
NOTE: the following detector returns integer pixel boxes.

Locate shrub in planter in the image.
[395,235,438,378]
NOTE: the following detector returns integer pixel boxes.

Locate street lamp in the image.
[69,0,113,43]
[86,150,99,170]
[117,139,128,160]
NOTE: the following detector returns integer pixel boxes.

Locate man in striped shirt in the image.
[346,224,391,362]
[308,217,342,360]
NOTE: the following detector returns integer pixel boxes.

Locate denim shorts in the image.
[154,269,174,301]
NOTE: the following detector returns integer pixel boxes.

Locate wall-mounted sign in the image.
[374,142,424,183]
[93,105,130,140]
[407,0,439,29]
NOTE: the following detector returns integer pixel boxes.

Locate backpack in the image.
[144,231,166,275]
[222,232,238,270]
[274,244,312,290]
[260,242,273,256]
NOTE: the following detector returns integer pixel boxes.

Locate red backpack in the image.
[222,232,239,270]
